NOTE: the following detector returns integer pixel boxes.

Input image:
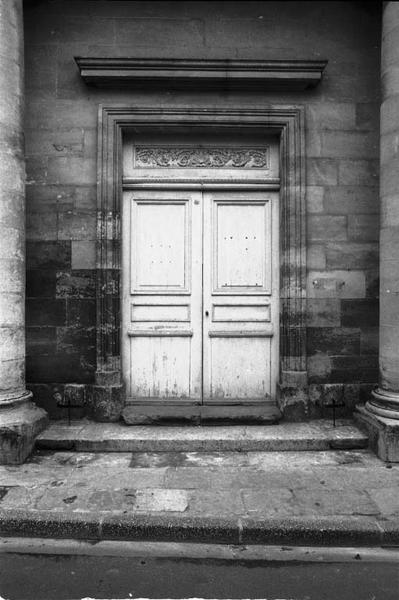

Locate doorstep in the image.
[35,419,368,452]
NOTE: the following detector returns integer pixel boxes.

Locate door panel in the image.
[122,190,202,402]
[208,336,271,399]
[203,191,279,403]
[214,202,270,291]
[129,335,193,399]
[132,200,189,293]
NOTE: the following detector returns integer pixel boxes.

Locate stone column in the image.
[0,0,47,464]
[356,1,399,461]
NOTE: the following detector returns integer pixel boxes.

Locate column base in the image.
[366,388,399,419]
[0,393,48,465]
[354,404,399,462]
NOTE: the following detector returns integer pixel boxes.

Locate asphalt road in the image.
[0,539,398,600]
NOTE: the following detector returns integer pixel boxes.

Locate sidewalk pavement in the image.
[0,443,398,547]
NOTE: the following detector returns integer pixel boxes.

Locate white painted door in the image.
[122,189,279,404]
[122,190,202,401]
[203,191,279,403]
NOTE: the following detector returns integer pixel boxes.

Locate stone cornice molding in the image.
[75,58,327,90]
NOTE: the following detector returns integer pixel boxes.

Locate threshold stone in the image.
[36,419,368,452]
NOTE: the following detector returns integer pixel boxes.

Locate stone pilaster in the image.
[0,0,47,464]
[356,1,399,461]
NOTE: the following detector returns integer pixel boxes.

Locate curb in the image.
[1,510,398,547]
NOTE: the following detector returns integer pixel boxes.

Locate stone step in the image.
[122,402,282,425]
[36,419,368,453]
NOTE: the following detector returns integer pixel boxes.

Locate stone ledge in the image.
[0,509,395,547]
[36,419,368,453]
[355,405,399,462]
[75,58,328,90]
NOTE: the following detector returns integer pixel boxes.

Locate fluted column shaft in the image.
[0,0,30,405]
[0,0,47,464]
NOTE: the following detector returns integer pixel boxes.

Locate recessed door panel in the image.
[132,200,189,293]
[209,336,271,400]
[212,302,271,322]
[129,336,193,399]
[215,203,269,291]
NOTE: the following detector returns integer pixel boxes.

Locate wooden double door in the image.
[122,189,279,406]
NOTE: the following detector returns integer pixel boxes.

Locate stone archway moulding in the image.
[94,106,306,419]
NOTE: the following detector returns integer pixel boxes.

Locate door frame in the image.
[122,188,280,406]
[95,106,307,419]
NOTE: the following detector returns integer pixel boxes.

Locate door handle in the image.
[205,310,209,317]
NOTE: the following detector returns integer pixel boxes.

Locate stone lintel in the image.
[355,404,399,462]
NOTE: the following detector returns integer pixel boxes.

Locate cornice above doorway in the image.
[75,57,327,91]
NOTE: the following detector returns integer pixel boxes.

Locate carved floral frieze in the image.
[134,146,270,169]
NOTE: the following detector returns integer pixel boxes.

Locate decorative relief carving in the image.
[135,146,270,169]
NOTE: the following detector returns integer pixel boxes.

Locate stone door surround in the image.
[93,106,306,420]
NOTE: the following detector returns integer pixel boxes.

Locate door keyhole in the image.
[205,310,209,317]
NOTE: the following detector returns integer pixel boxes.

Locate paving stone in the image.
[187,490,246,517]
[0,486,45,509]
[34,485,91,511]
[207,467,296,490]
[134,489,189,513]
[245,449,377,469]
[366,487,399,516]
[292,488,380,517]
[241,488,302,517]
[165,467,211,489]
[67,466,167,489]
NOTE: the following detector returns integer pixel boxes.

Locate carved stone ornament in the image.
[135,146,270,169]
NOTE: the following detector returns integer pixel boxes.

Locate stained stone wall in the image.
[23,0,381,420]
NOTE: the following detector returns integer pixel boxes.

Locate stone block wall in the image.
[23,0,381,419]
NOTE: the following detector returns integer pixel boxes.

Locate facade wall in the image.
[23,0,381,419]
